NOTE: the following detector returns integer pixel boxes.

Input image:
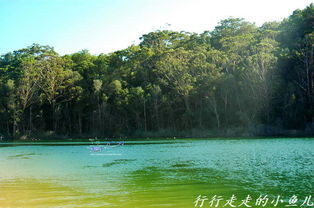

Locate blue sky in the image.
[0,0,312,55]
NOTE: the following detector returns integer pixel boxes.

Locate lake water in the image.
[0,138,313,208]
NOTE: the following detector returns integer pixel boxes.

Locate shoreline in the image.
[1,131,314,142]
[2,124,314,142]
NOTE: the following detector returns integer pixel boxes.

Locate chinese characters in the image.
[194,195,313,207]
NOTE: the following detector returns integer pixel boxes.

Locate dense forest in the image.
[0,4,313,139]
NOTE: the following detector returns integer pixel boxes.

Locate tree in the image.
[278,4,314,127]
[38,55,82,131]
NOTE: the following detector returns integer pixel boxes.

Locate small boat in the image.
[89,146,102,152]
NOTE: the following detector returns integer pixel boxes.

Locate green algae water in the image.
[0,138,313,208]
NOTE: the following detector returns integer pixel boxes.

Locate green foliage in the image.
[0,4,313,138]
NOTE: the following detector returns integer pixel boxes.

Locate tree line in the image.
[0,4,313,139]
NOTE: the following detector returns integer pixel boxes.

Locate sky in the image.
[0,0,313,55]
